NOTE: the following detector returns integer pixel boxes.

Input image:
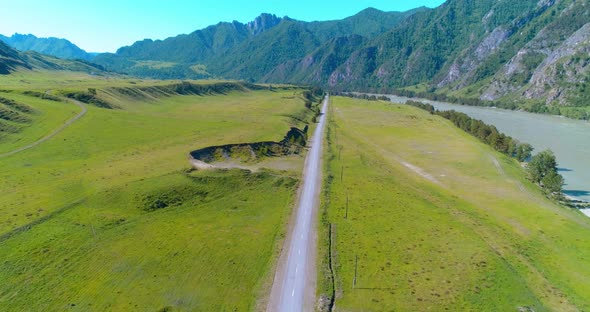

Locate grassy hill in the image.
[0,41,105,75]
[318,96,590,310]
[0,72,319,311]
[0,40,30,74]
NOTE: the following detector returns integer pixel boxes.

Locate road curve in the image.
[268,95,329,312]
[0,98,87,158]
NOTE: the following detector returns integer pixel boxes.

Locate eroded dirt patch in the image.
[189,127,308,171]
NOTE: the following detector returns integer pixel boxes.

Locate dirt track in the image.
[0,98,87,158]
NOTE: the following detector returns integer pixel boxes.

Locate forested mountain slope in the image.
[279,0,588,117]
[92,8,425,80]
[83,1,590,117]
[0,33,94,61]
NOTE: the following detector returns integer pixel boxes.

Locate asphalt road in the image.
[272,95,328,312]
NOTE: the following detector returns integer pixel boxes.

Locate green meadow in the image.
[0,72,313,311]
[319,97,590,311]
[0,91,79,154]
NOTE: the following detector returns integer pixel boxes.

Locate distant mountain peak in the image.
[247,13,282,35]
[359,7,383,13]
[357,6,429,16]
[10,33,35,39]
[0,33,93,61]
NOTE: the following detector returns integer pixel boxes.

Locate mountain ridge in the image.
[0,40,105,75]
[3,2,589,118]
[0,33,94,61]
[262,0,589,118]
[92,7,427,79]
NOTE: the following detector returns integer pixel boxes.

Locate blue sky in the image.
[1,0,445,53]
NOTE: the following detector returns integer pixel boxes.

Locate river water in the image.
[382,95,590,215]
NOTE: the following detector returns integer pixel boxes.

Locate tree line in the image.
[332,92,389,101]
[302,87,324,123]
[394,89,589,121]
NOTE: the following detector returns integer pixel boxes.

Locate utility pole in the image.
[345,193,349,219]
[353,255,358,289]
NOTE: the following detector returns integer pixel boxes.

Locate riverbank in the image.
[565,195,590,217]
[320,96,590,310]
[348,92,590,205]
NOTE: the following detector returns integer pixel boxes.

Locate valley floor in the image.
[318,97,590,311]
[0,73,317,311]
[3,71,589,311]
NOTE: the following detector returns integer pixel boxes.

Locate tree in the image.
[527,150,558,184]
[507,140,518,157]
[515,143,533,162]
[486,129,499,147]
[542,170,564,194]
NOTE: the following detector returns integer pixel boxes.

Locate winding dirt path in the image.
[0,98,86,158]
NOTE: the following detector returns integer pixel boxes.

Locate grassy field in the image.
[319,96,590,311]
[0,71,315,311]
[0,92,80,154]
[0,70,223,90]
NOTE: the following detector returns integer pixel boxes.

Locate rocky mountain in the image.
[0,33,94,61]
[92,8,426,80]
[247,13,282,35]
[44,1,590,118]
[0,40,105,75]
[256,0,588,118]
[261,34,368,84]
[477,0,590,108]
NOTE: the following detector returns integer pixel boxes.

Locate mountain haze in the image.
[0,40,105,75]
[0,33,95,61]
